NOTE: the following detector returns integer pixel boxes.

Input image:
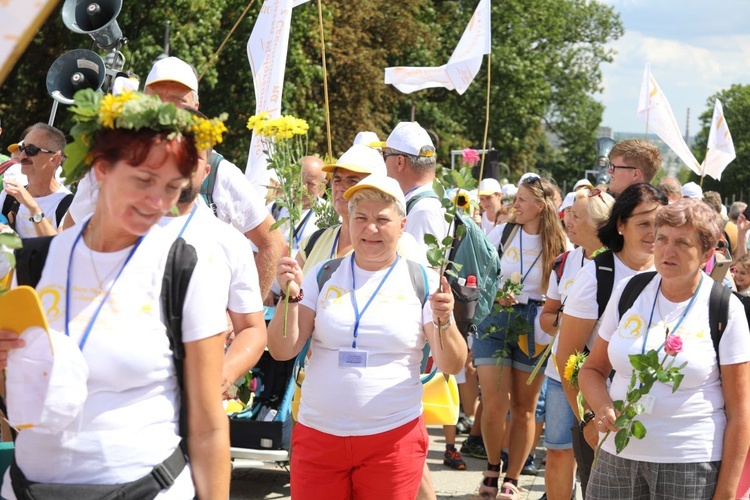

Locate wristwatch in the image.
[29,212,44,224]
[579,410,596,431]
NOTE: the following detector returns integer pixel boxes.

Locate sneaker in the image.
[443,447,467,470]
[460,437,487,460]
[456,416,473,434]
[500,450,509,472]
[497,481,520,500]
[521,454,539,475]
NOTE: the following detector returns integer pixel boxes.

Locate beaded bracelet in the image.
[279,289,304,303]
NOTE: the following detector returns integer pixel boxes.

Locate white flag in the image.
[385,0,491,95]
[0,0,58,86]
[700,99,735,181]
[245,0,310,194]
[636,64,701,175]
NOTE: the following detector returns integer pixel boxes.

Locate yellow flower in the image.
[563,354,577,382]
[98,91,138,129]
[190,117,228,151]
[454,191,470,210]
[246,111,270,132]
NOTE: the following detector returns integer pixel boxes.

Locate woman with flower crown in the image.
[474,174,568,499]
[0,89,230,499]
[579,198,750,500]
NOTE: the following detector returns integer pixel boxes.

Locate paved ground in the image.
[229,425,553,499]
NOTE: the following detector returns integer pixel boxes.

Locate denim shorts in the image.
[472,302,546,373]
[543,378,576,449]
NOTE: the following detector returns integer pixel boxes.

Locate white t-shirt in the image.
[597,273,750,463]
[67,156,268,235]
[269,205,320,255]
[404,184,450,253]
[544,246,590,381]
[298,254,438,437]
[488,223,545,300]
[158,202,263,314]
[562,253,652,351]
[2,222,227,498]
[0,184,71,238]
[481,212,495,235]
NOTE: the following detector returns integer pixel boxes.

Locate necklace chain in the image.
[85,222,128,289]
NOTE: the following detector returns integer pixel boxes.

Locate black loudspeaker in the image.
[46,49,106,105]
[62,0,123,50]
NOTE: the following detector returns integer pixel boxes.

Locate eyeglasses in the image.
[588,188,605,202]
[522,176,547,202]
[18,144,57,157]
[607,163,638,174]
[382,153,401,160]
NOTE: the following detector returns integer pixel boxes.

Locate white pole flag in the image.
[637,64,702,175]
[0,0,58,87]
[385,0,491,95]
[245,0,310,194]
[700,99,735,181]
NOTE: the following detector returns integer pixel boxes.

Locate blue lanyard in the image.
[518,230,542,284]
[404,186,421,199]
[329,227,341,260]
[65,221,144,350]
[643,275,703,354]
[350,254,400,349]
[176,203,198,239]
[293,210,313,248]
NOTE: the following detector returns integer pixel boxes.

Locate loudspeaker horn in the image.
[46,49,106,105]
[62,0,123,50]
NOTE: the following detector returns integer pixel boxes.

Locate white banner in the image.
[0,0,58,87]
[385,0,491,95]
[636,64,701,175]
[700,99,735,181]
[245,0,310,194]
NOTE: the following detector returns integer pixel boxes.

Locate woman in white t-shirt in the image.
[0,92,230,499]
[555,183,666,496]
[538,187,614,500]
[579,198,750,500]
[268,175,466,500]
[476,175,568,499]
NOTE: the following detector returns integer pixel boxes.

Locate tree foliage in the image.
[0,0,622,189]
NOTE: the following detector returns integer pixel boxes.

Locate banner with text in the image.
[0,0,58,87]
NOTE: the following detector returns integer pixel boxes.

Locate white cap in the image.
[573,178,594,191]
[145,57,199,93]
[518,172,540,184]
[682,181,703,200]
[501,183,517,199]
[344,174,406,214]
[384,122,435,157]
[322,144,386,175]
[353,131,381,148]
[560,192,576,211]
[478,178,502,196]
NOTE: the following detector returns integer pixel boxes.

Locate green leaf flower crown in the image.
[63,89,228,184]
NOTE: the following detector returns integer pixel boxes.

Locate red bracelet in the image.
[279,289,304,303]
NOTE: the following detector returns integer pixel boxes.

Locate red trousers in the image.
[290,415,428,500]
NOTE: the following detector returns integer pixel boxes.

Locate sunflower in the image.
[454,190,470,210]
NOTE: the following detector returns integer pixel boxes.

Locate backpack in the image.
[2,192,74,231]
[593,250,617,318]
[617,271,732,365]
[302,226,329,259]
[552,250,571,286]
[406,190,501,335]
[200,151,224,217]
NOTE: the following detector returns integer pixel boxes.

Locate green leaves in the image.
[631,420,647,440]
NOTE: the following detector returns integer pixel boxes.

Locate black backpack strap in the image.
[594,250,616,318]
[405,190,439,215]
[316,257,344,291]
[200,151,222,216]
[13,236,54,287]
[553,250,571,285]
[2,194,19,229]
[160,237,198,446]
[617,271,657,319]
[270,202,283,222]
[497,222,519,260]
[303,226,329,259]
[709,280,732,367]
[54,193,74,228]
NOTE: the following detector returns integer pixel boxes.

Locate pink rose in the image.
[462,148,480,166]
[664,334,683,356]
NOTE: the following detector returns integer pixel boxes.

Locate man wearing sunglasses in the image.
[0,123,72,238]
[606,139,661,197]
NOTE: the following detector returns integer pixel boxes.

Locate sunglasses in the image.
[588,188,605,202]
[382,152,401,159]
[18,144,57,157]
[607,163,638,174]
[522,176,547,202]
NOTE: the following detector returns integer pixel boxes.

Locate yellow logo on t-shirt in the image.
[38,286,62,323]
[618,313,645,339]
[321,285,345,309]
[505,247,519,263]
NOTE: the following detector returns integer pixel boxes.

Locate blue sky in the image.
[598,0,750,136]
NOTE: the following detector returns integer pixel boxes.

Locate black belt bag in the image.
[10,444,186,500]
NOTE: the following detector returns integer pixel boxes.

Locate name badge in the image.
[338,349,368,368]
[640,394,656,415]
[515,292,529,305]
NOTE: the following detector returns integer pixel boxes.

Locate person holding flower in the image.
[538,187,614,500]
[579,198,750,500]
[268,174,467,499]
[0,90,231,498]
[475,174,567,499]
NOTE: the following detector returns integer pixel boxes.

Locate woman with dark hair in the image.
[0,90,230,499]
[580,198,750,499]
[554,182,667,496]
[475,175,568,499]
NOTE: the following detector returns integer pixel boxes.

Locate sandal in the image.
[497,481,521,500]
[477,469,499,499]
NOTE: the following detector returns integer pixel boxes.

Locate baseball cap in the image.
[384,122,435,157]
[145,57,199,93]
[322,144,386,175]
[682,181,703,200]
[7,143,18,154]
[353,131,381,148]
[573,179,594,191]
[501,183,518,199]
[560,192,576,211]
[478,178,502,196]
[344,174,406,214]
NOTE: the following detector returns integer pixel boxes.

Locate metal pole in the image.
[48,100,60,127]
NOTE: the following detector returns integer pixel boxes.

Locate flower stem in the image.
[527,331,556,385]
[593,430,610,468]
